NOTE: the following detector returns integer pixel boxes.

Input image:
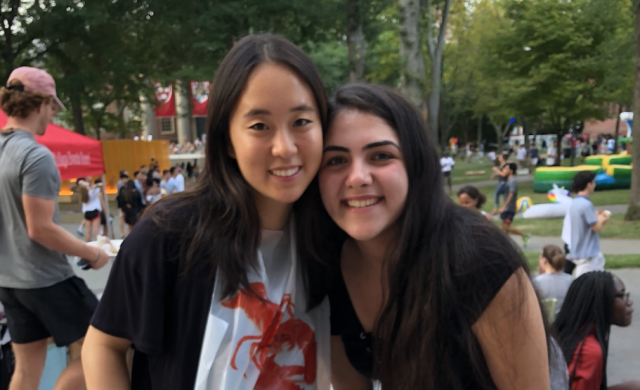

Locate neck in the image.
[577,190,590,197]
[543,263,558,274]
[2,116,40,136]
[254,193,293,231]
[353,227,397,268]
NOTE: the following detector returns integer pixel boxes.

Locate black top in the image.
[91,216,216,390]
[329,243,519,387]
[498,163,509,182]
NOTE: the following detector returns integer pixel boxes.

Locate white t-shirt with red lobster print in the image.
[193,225,331,390]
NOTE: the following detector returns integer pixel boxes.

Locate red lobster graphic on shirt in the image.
[220,282,317,390]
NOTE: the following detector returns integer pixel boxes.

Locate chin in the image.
[342,225,385,242]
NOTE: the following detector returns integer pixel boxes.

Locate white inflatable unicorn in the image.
[523,185,573,219]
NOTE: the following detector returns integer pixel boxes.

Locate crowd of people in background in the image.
[445,131,629,172]
[168,137,204,155]
[73,157,199,239]
[454,172,639,390]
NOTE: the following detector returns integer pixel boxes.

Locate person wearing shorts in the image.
[440,152,455,195]
[499,163,530,247]
[0,67,109,390]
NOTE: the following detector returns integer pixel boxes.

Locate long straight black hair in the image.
[148,34,330,308]
[555,271,615,390]
[304,84,538,388]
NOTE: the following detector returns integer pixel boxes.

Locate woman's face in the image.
[228,63,323,206]
[319,109,408,242]
[458,193,478,209]
[612,276,633,327]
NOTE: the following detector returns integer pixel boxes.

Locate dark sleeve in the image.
[91,217,170,355]
[454,236,521,326]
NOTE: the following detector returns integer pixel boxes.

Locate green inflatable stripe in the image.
[533,180,573,193]
[595,178,631,191]
[609,156,632,166]
[584,156,603,166]
[609,166,632,178]
[534,167,603,181]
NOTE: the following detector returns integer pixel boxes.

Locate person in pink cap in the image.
[0,67,109,390]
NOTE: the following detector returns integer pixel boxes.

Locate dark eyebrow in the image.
[244,104,314,118]
[323,145,349,153]
[290,104,315,113]
[244,109,271,117]
[363,141,400,151]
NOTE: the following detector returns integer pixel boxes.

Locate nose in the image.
[345,159,372,188]
[272,128,297,160]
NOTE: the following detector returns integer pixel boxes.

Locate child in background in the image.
[499,163,531,247]
[457,185,493,222]
[534,245,573,320]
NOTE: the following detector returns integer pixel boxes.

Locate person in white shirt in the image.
[440,152,455,195]
[488,150,496,163]
[78,179,104,242]
[515,141,527,168]
[173,166,186,192]
[546,140,558,166]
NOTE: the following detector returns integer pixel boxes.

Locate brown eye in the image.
[249,123,268,130]
[293,118,311,127]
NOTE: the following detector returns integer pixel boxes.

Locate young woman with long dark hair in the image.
[555,271,637,390]
[310,84,553,389]
[82,34,331,390]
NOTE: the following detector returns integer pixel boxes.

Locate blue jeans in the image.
[494,181,507,206]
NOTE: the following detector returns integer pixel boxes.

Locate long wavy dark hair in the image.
[147,34,329,308]
[555,271,614,390]
[305,84,541,388]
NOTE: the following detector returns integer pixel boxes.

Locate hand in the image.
[597,212,610,224]
[498,207,505,214]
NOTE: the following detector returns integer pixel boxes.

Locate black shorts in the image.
[500,211,516,224]
[443,171,451,178]
[84,210,100,221]
[0,277,98,346]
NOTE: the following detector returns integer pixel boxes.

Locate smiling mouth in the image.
[343,197,383,208]
[269,167,301,177]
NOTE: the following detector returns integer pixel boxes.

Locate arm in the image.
[331,336,372,390]
[22,195,109,268]
[591,213,608,233]
[472,269,549,390]
[82,326,132,390]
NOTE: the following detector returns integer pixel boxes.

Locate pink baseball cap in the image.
[6,67,66,110]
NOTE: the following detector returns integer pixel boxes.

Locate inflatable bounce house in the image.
[533,112,633,193]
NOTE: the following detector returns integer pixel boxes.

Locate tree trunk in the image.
[462,117,468,144]
[398,0,425,109]
[614,104,622,154]
[522,118,530,150]
[70,94,85,135]
[347,0,366,82]
[556,128,564,167]
[477,115,482,146]
[625,3,640,221]
[425,0,452,146]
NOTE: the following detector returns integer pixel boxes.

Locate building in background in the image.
[141,81,210,145]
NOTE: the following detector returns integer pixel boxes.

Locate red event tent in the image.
[0,111,104,181]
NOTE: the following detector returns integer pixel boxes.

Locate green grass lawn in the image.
[449,160,496,185]
[523,252,640,271]
[491,214,640,239]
